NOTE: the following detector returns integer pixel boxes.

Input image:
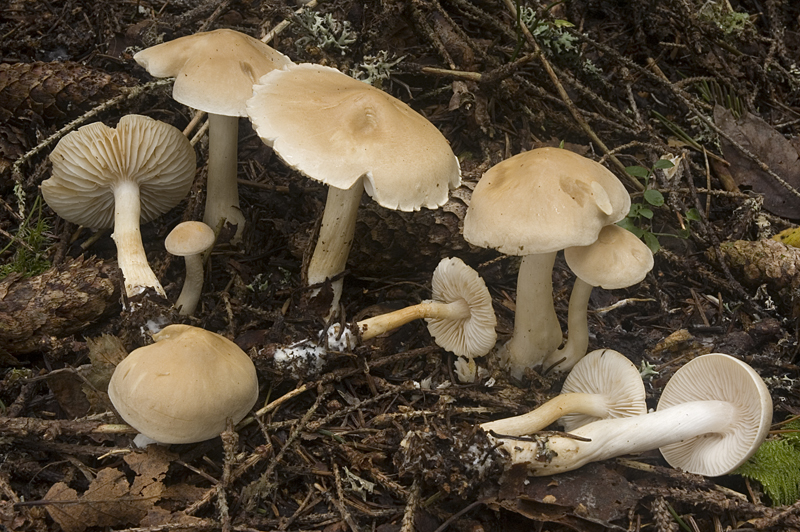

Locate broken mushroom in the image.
[165,221,216,315]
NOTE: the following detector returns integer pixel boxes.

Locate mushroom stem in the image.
[112,180,165,297]
[501,252,563,378]
[543,277,593,373]
[480,391,608,437]
[496,400,737,476]
[175,254,205,316]
[306,178,364,316]
[203,113,245,243]
[358,299,470,341]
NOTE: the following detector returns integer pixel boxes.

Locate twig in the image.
[261,0,318,44]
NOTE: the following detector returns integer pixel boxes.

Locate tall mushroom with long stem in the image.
[134,29,292,243]
[42,115,196,299]
[463,147,630,379]
[247,63,461,317]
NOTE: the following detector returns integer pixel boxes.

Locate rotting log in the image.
[0,255,120,355]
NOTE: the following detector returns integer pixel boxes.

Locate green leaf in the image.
[653,159,676,170]
[553,19,574,28]
[737,439,800,506]
[643,189,665,207]
[638,207,654,219]
[643,232,661,253]
[685,208,701,222]
[625,165,650,179]
[617,219,644,237]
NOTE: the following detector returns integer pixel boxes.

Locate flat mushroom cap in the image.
[246,63,461,211]
[564,224,654,289]
[134,29,292,117]
[42,115,196,229]
[559,348,647,432]
[108,324,259,444]
[425,257,497,358]
[165,221,216,256]
[463,147,630,255]
[657,353,772,476]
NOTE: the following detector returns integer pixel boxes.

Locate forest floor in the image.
[2,0,800,531]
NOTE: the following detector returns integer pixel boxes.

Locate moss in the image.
[736,419,800,506]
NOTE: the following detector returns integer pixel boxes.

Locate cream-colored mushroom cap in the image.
[425,257,497,358]
[42,114,196,229]
[657,353,772,476]
[564,224,654,289]
[165,221,216,256]
[108,324,259,444]
[246,63,461,211]
[559,348,647,432]
[134,29,292,117]
[463,148,630,255]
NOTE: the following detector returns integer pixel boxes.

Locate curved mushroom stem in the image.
[306,178,364,318]
[203,113,246,243]
[112,180,165,298]
[493,400,737,476]
[480,391,608,437]
[542,277,593,373]
[175,254,205,316]
[501,252,563,378]
[357,299,470,341]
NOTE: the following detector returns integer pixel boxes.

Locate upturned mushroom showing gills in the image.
[480,348,646,436]
[490,353,772,477]
[247,63,461,317]
[108,324,259,445]
[42,115,196,299]
[463,147,630,379]
[134,29,292,243]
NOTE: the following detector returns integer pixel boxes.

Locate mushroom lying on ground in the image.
[165,221,216,316]
[490,353,772,477]
[541,225,654,373]
[463,147,630,379]
[134,29,292,243]
[42,114,196,299]
[247,63,461,317]
[480,348,646,436]
[108,324,259,445]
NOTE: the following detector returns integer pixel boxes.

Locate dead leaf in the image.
[714,105,800,218]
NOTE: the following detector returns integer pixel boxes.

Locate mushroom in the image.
[480,348,645,436]
[134,29,292,242]
[491,353,772,477]
[542,225,654,373]
[165,221,216,315]
[42,114,196,298]
[247,63,461,316]
[108,324,259,445]
[463,147,630,379]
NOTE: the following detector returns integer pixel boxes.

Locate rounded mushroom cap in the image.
[657,353,772,476]
[463,148,630,255]
[165,221,216,256]
[425,257,497,359]
[108,324,259,444]
[42,115,196,229]
[246,63,461,211]
[564,224,654,289]
[559,348,647,432]
[134,29,292,117]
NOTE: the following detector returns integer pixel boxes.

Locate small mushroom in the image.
[108,324,259,445]
[42,115,196,298]
[542,225,654,372]
[463,147,630,378]
[491,353,772,477]
[480,349,646,436]
[134,29,292,242]
[247,63,461,316]
[165,221,216,315]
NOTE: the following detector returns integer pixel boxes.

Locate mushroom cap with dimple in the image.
[108,324,259,444]
[463,148,630,255]
[165,221,216,256]
[42,114,196,229]
[657,353,772,476]
[564,224,654,289]
[134,29,292,117]
[559,348,647,432]
[425,257,497,358]
[246,63,461,212]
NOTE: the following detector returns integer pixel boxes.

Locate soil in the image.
[2,0,800,531]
